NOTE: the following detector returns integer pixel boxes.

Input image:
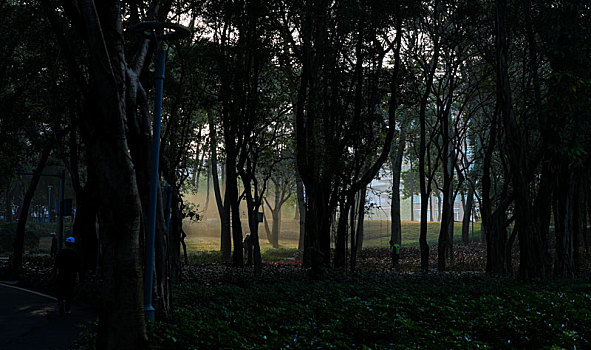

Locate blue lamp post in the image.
[128,21,190,321]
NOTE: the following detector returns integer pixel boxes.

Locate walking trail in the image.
[0,282,96,350]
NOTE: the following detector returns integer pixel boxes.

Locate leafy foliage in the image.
[149,272,590,349]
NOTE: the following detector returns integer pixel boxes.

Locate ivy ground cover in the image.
[150,268,590,349]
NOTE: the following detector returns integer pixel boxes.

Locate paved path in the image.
[0,282,96,350]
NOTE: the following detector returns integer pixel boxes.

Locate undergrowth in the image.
[146,271,590,349]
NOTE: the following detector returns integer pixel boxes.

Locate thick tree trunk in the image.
[496,0,543,279]
[505,226,518,275]
[76,1,148,347]
[73,186,98,273]
[303,183,332,277]
[486,211,508,276]
[12,141,53,273]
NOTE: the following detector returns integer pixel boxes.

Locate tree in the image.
[289,0,403,275]
[264,173,295,248]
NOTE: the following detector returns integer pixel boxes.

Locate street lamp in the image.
[128,21,190,321]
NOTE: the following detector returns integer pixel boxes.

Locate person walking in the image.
[53,236,81,315]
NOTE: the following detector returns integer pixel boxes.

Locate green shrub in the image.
[147,277,590,349]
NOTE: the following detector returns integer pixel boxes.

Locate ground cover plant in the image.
[149,269,590,349]
[3,242,590,349]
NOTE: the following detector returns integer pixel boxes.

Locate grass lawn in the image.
[185,220,482,252]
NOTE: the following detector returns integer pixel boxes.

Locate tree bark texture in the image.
[76,1,148,348]
[496,0,543,278]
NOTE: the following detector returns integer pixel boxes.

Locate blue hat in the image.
[66,236,75,243]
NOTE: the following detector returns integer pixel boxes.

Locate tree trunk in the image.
[303,183,332,278]
[207,111,231,262]
[271,209,280,248]
[262,205,272,244]
[462,188,474,243]
[506,226,518,275]
[486,210,508,276]
[72,186,98,274]
[437,194,442,222]
[438,106,453,271]
[247,204,262,276]
[169,191,185,281]
[270,182,281,248]
[355,186,367,253]
[554,168,576,277]
[226,163,244,267]
[155,181,171,319]
[12,141,53,273]
[390,138,405,250]
[334,197,351,269]
[496,0,543,279]
[296,174,306,250]
[204,158,211,212]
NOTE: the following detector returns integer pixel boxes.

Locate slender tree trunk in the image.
[262,205,272,244]
[204,158,211,211]
[296,174,306,250]
[437,194,442,222]
[155,181,171,319]
[462,188,474,243]
[390,138,405,249]
[438,107,453,271]
[12,141,53,273]
[554,168,576,277]
[355,186,367,253]
[247,203,262,276]
[207,111,231,261]
[270,182,281,248]
[226,164,244,267]
[334,197,351,269]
